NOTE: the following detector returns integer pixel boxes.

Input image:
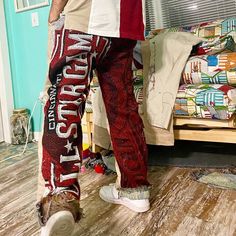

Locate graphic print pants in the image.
[40,23,149,199]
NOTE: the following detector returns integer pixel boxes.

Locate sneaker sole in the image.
[40,211,75,236]
[99,192,150,213]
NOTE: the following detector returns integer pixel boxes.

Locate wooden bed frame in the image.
[174,116,236,143]
[83,111,236,149]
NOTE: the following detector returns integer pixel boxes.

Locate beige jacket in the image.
[145,32,202,129]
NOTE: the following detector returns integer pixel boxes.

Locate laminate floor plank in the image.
[0,143,235,236]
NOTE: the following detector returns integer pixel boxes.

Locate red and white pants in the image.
[39,21,149,200]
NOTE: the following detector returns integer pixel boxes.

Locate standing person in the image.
[37,0,150,235]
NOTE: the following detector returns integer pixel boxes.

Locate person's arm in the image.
[48,0,69,23]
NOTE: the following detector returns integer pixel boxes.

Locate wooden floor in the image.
[0,143,236,236]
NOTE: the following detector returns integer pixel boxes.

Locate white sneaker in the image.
[99,185,150,213]
[40,211,75,236]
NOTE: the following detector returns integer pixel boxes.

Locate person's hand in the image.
[48,10,60,24]
[48,0,69,24]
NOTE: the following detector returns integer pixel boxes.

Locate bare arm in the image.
[48,0,69,23]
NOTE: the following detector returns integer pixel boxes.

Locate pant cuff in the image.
[117,186,150,200]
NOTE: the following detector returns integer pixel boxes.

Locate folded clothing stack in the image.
[173,17,236,120]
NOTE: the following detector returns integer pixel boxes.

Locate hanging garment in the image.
[145,32,202,129]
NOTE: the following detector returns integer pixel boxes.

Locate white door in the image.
[0,1,14,143]
[0,102,4,142]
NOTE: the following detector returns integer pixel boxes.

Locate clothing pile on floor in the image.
[192,169,236,190]
[83,149,116,175]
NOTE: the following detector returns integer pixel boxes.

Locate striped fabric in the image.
[201,72,228,84]
[195,89,224,106]
[182,53,236,86]
[174,84,236,119]
[64,0,146,40]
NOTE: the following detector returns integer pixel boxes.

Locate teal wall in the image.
[4,1,50,132]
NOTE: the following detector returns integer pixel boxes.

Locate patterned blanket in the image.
[150,17,236,119]
[174,84,236,119]
[151,18,236,56]
[181,52,236,85]
[133,81,236,120]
